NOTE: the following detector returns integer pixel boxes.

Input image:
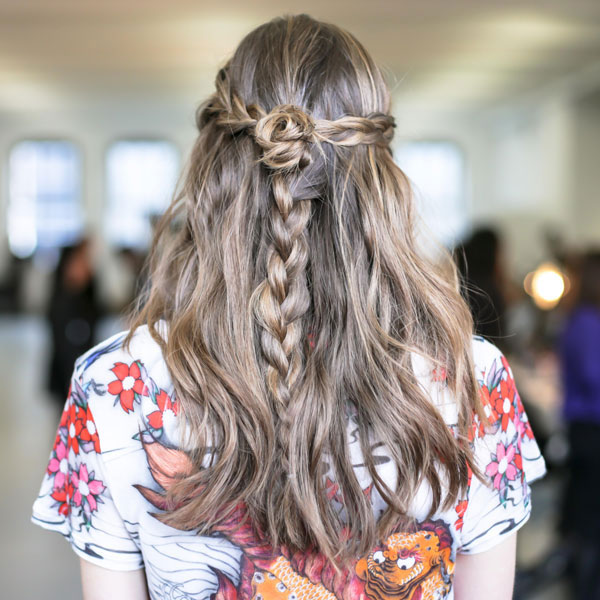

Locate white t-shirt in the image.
[32,325,546,600]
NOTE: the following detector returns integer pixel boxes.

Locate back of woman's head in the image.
[129,14,483,565]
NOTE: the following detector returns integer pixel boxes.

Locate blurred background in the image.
[2,0,600,598]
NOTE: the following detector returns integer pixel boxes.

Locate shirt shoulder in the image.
[471,335,505,378]
[411,336,505,428]
[72,322,179,455]
[74,322,167,384]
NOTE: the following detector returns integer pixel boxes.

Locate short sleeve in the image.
[458,343,547,554]
[31,373,144,571]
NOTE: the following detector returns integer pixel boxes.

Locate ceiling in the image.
[1,0,600,112]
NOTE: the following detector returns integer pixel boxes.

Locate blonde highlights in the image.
[128,14,484,566]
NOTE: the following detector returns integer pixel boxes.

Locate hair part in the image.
[127,14,485,567]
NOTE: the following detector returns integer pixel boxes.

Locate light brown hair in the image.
[127,14,484,565]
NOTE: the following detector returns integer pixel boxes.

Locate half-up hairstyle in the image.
[127,14,486,566]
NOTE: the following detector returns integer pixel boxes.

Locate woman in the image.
[559,251,600,598]
[32,15,545,600]
[46,239,102,405]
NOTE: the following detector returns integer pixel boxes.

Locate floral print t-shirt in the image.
[32,325,546,600]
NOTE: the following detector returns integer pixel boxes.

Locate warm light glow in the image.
[524,262,567,309]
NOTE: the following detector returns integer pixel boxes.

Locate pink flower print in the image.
[71,463,105,513]
[108,361,147,413]
[432,366,448,382]
[486,442,519,490]
[47,439,69,490]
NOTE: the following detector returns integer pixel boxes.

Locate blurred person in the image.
[559,250,600,599]
[455,227,507,349]
[31,15,545,600]
[46,239,102,404]
[0,252,27,312]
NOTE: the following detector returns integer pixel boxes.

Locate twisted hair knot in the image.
[253,105,315,171]
[203,76,396,168]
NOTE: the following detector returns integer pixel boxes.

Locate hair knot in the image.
[253,104,315,171]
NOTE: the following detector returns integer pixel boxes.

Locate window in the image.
[8,140,83,258]
[395,141,467,248]
[105,140,179,249]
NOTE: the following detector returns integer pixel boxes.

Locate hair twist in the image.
[313,113,394,147]
[204,71,395,162]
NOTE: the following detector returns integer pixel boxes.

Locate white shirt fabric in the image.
[32,325,546,600]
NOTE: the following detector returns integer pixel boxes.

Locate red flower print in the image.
[480,385,499,422]
[470,387,499,442]
[59,401,69,429]
[147,390,179,430]
[486,442,519,490]
[432,367,448,383]
[493,379,516,432]
[501,354,512,376]
[66,402,86,454]
[454,500,468,531]
[514,452,523,472]
[47,437,69,490]
[51,482,73,517]
[108,361,147,413]
[79,405,101,453]
[71,463,105,513]
[468,415,478,443]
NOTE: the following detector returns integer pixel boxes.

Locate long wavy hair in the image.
[127,14,485,565]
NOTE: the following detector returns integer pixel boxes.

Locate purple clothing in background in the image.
[560,305,600,425]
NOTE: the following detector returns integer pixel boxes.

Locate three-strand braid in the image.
[205,69,395,488]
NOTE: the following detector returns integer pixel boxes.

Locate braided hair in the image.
[203,65,397,544]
